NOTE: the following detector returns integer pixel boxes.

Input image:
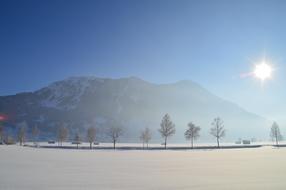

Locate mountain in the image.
[0,76,270,142]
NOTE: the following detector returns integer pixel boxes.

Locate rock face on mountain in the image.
[0,76,270,142]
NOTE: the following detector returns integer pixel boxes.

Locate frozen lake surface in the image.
[0,145,285,190]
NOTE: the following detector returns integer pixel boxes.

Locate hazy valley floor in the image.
[0,145,285,190]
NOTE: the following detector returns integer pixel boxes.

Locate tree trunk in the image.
[113,140,116,149]
[217,137,220,148]
[191,138,194,149]
[276,136,278,146]
[77,144,79,149]
[147,142,149,149]
[164,137,167,149]
[142,142,144,149]
[90,142,92,149]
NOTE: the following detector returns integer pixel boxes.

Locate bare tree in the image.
[185,122,201,149]
[158,114,176,149]
[32,125,40,144]
[87,127,96,149]
[0,125,3,143]
[270,122,283,146]
[107,126,124,149]
[17,121,27,146]
[73,132,81,149]
[139,127,152,149]
[57,124,69,147]
[210,117,225,148]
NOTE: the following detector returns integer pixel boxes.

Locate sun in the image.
[253,62,273,81]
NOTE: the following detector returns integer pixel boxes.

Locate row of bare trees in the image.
[157,114,226,149]
[0,121,39,145]
[3,121,122,149]
[56,125,123,149]
[1,114,282,149]
[158,114,284,148]
[56,125,96,149]
[46,118,286,149]
[0,114,226,149]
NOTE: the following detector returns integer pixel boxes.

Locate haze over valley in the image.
[0,76,270,143]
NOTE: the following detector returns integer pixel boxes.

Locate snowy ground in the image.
[0,145,285,190]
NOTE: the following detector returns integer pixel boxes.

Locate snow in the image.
[37,76,103,110]
[38,77,87,110]
[0,145,285,190]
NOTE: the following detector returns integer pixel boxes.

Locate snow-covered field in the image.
[0,145,285,190]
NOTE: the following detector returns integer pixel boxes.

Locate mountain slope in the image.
[0,76,270,142]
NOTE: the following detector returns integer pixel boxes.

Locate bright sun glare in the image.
[253,62,273,81]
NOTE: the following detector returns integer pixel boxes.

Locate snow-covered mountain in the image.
[0,76,270,142]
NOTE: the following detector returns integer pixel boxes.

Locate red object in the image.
[0,114,8,121]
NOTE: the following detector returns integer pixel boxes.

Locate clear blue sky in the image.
[1,0,286,123]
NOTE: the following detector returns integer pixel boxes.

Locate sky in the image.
[1,0,286,124]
